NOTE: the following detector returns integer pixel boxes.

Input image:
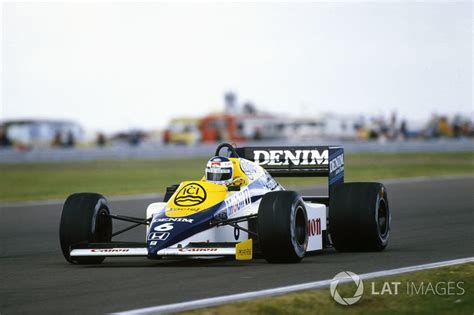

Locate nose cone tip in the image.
[147,231,174,256]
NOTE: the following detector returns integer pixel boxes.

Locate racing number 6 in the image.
[154,223,174,231]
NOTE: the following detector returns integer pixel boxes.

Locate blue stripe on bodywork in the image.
[147,201,225,256]
[147,173,277,257]
[328,147,344,188]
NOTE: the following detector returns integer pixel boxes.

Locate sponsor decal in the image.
[148,232,170,241]
[152,217,194,224]
[167,207,201,213]
[178,248,218,252]
[207,167,231,174]
[329,153,344,175]
[154,223,174,231]
[225,187,252,216]
[91,249,130,253]
[235,239,253,260]
[308,218,321,236]
[239,159,259,179]
[253,149,328,166]
[262,175,278,190]
[150,241,157,246]
[238,248,251,255]
[174,183,207,207]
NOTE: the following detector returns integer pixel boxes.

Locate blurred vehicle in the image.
[163,118,201,145]
[280,118,325,140]
[279,115,363,141]
[111,129,148,146]
[319,114,364,140]
[200,114,240,143]
[0,119,83,148]
[200,113,281,143]
[236,114,282,141]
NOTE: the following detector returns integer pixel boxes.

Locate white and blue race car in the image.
[60,143,391,264]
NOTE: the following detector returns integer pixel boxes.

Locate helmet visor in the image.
[206,167,232,182]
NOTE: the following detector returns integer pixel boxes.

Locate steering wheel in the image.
[215,143,239,158]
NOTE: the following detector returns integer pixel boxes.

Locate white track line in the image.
[112,257,474,315]
[2,174,473,209]
[0,193,162,209]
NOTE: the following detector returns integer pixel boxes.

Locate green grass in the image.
[0,152,472,202]
[179,263,474,315]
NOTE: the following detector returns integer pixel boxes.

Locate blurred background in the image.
[0,1,472,162]
[1,4,473,314]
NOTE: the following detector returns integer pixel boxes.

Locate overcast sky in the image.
[1,1,472,132]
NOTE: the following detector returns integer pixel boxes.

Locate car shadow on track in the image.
[77,257,264,268]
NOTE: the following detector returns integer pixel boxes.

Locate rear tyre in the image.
[257,191,308,263]
[59,193,112,264]
[329,182,390,251]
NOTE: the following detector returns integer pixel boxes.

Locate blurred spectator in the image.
[65,131,75,147]
[163,129,171,144]
[461,121,472,137]
[243,102,257,115]
[52,131,62,147]
[96,132,107,147]
[51,130,75,148]
[387,112,398,140]
[438,116,453,137]
[453,115,462,138]
[129,131,142,146]
[253,128,263,140]
[0,126,12,147]
[400,120,408,139]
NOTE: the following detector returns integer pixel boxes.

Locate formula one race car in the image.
[59,143,391,264]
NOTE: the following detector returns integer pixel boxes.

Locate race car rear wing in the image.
[236,146,344,200]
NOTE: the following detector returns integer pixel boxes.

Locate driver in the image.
[205,156,234,186]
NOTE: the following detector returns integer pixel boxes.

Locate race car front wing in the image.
[70,239,253,260]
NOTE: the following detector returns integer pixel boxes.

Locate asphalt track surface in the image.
[1,176,473,314]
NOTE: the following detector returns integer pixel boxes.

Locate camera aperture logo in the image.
[330,271,364,306]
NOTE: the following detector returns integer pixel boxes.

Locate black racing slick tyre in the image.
[257,191,308,263]
[59,193,112,264]
[329,183,390,252]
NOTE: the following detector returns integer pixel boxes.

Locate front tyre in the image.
[59,193,112,264]
[329,183,390,251]
[257,191,308,263]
